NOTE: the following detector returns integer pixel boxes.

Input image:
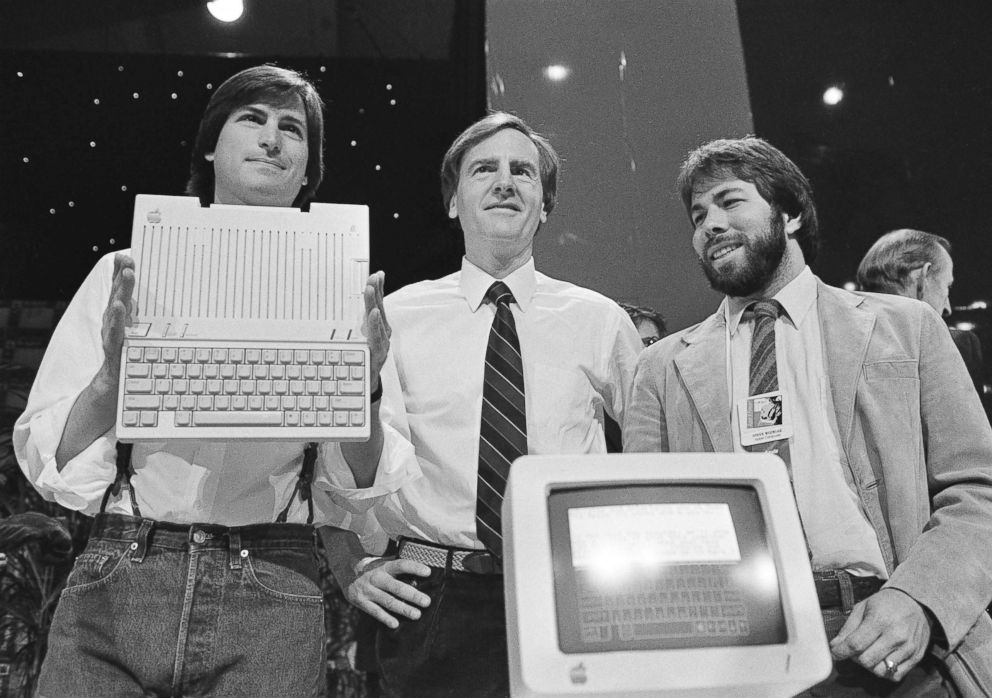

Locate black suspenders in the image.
[100,442,318,525]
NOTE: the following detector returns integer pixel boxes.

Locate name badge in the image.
[737,390,792,446]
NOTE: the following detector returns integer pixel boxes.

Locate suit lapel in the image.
[817,281,874,452]
[674,314,734,452]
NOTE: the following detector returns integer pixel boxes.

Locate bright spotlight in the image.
[544,64,569,82]
[207,0,244,22]
[823,85,844,106]
[955,322,976,332]
[843,281,857,292]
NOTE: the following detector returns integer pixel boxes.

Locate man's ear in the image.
[448,196,458,220]
[783,212,801,236]
[908,263,932,300]
[540,206,548,224]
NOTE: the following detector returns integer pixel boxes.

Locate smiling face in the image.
[689,179,802,298]
[449,128,547,274]
[209,97,309,207]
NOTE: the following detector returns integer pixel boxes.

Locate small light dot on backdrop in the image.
[350,140,357,147]
[89,141,96,148]
[320,66,326,73]
[68,201,75,207]
[117,65,124,72]
[177,70,184,77]
[121,185,128,192]
[132,92,140,99]
[171,93,178,100]
[92,246,99,252]
[358,108,365,115]
[49,209,56,214]
[22,157,29,163]
[386,84,393,91]
[109,238,116,244]
[17,71,24,78]
[393,213,399,219]
[93,98,100,105]
[375,165,381,171]
[206,83,213,90]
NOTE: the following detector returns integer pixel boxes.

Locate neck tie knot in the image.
[750,299,782,321]
[486,281,515,308]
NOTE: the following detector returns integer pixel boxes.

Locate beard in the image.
[698,210,787,297]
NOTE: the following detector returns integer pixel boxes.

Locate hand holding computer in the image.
[362,270,390,393]
[829,588,933,682]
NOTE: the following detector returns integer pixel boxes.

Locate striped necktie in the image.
[745,299,792,472]
[476,281,527,556]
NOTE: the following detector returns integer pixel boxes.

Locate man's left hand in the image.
[362,271,390,390]
[829,588,933,682]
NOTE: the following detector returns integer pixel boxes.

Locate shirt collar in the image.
[725,266,817,335]
[459,256,536,313]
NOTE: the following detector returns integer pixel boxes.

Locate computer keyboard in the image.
[118,340,369,439]
[576,564,750,643]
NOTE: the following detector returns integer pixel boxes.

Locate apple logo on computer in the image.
[569,662,587,685]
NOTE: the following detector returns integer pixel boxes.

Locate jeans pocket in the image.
[243,548,323,604]
[62,540,132,594]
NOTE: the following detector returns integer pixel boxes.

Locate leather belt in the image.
[814,571,883,609]
[396,537,502,575]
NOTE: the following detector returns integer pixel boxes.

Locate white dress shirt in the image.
[354,256,642,550]
[724,266,887,577]
[14,251,416,527]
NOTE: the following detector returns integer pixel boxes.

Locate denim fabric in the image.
[38,513,326,698]
[372,567,508,698]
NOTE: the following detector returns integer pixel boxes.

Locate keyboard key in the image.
[181,396,196,410]
[338,381,364,395]
[215,395,230,410]
[290,380,305,395]
[140,411,158,426]
[334,412,349,426]
[351,366,365,380]
[270,365,285,379]
[187,364,203,378]
[195,348,211,363]
[125,378,153,394]
[189,380,205,394]
[246,349,261,363]
[310,350,325,364]
[237,365,252,379]
[306,380,321,395]
[155,379,171,394]
[232,396,247,410]
[204,365,219,379]
[264,396,280,410]
[343,351,364,365]
[331,396,363,410]
[173,379,189,394]
[126,363,150,378]
[197,396,213,410]
[315,396,329,410]
[163,395,179,410]
[178,348,194,363]
[176,411,192,426]
[207,380,222,394]
[127,347,143,361]
[262,349,277,364]
[282,396,297,410]
[212,348,228,363]
[248,396,264,410]
[257,380,272,395]
[240,380,256,394]
[162,348,178,362]
[319,366,333,379]
[298,396,313,410]
[144,348,161,362]
[335,366,349,380]
[220,364,235,379]
[229,349,245,363]
[326,350,340,364]
[302,412,316,426]
[287,365,302,379]
[318,412,332,426]
[278,350,294,364]
[285,411,300,426]
[224,380,239,394]
[273,380,289,395]
[295,350,309,364]
[193,411,284,426]
[124,395,161,410]
[153,364,168,378]
[123,411,139,426]
[303,365,317,380]
[351,412,365,426]
[253,365,269,379]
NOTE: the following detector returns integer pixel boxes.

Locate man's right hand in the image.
[346,557,432,629]
[95,253,135,396]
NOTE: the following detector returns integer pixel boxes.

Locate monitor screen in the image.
[502,453,831,698]
[548,484,785,653]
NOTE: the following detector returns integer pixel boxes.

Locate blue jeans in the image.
[38,513,326,698]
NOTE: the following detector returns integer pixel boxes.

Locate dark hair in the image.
[185,64,325,207]
[440,111,560,216]
[676,136,820,263]
[618,302,668,337]
[856,228,952,294]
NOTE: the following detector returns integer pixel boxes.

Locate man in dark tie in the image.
[331,112,641,696]
[624,137,992,694]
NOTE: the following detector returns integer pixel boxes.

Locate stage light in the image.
[823,85,844,106]
[544,64,569,81]
[843,281,857,291]
[955,321,976,331]
[207,0,244,23]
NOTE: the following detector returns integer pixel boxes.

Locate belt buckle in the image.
[461,551,501,575]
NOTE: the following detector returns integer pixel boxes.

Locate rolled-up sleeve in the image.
[13,253,119,514]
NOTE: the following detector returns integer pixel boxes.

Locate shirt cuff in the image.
[315,420,421,504]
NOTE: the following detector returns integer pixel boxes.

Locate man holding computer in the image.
[333,112,642,697]
[624,137,992,693]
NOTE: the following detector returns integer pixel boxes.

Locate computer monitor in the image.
[502,453,831,697]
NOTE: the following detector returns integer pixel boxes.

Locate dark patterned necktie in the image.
[745,300,791,472]
[476,281,527,556]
